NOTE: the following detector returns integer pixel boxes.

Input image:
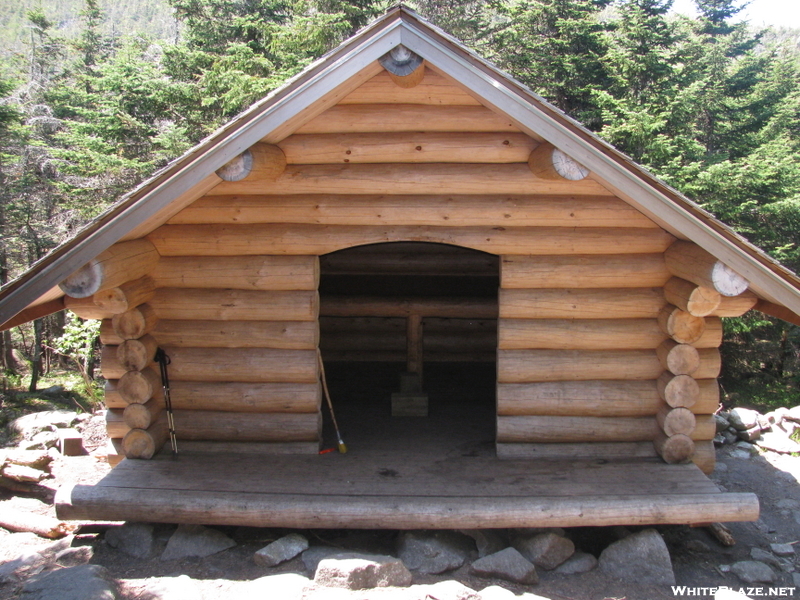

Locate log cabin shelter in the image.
[4,4,800,529]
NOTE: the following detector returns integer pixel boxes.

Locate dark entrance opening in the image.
[318,242,499,457]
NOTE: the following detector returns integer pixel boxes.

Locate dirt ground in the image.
[0,431,798,600]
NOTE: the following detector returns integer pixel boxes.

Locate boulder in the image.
[729,408,760,431]
[513,531,574,570]
[55,546,94,567]
[786,406,800,423]
[599,529,675,586]
[105,523,155,559]
[715,414,730,433]
[458,529,507,558]
[0,551,48,583]
[160,524,235,561]
[20,564,116,600]
[254,533,308,567]
[469,547,538,584]
[721,430,738,445]
[11,411,79,438]
[730,560,776,584]
[397,531,473,574]
[756,431,800,454]
[314,553,412,589]
[770,543,795,557]
[737,425,762,442]
[302,546,341,573]
[749,548,780,568]
[554,552,598,574]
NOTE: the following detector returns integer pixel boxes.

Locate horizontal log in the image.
[162,347,319,383]
[153,320,319,350]
[117,366,162,404]
[171,411,321,443]
[295,104,520,134]
[499,319,664,350]
[112,304,158,340]
[658,306,705,344]
[499,288,665,320]
[56,485,760,529]
[692,441,716,474]
[169,194,656,228]
[206,164,616,197]
[528,142,589,181]
[695,379,720,414]
[167,382,321,413]
[123,397,164,430]
[695,349,722,379]
[278,132,537,164]
[497,349,662,383]
[321,244,497,276]
[654,431,695,464]
[123,418,169,460]
[100,346,125,380]
[216,143,286,182]
[496,415,656,443]
[106,438,124,467]
[657,372,698,408]
[168,441,320,454]
[710,291,759,317]
[105,409,129,439]
[665,241,749,296]
[99,320,123,345]
[692,415,717,441]
[657,406,696,436]
[92,276,155,315]
[59,239,159,298]
[496,442,658,460]
[150,289,318,321]
[697,318,723,348]
[152,255,319,290]
[148,224,674,256]
[663,277,720,317]
[497,380,661,417]
[500,254,669,289]
[320,296,497,318]
[657,340,700,375]
[64,296,116,321]
[339,69,482,105]
[104,380,125,409]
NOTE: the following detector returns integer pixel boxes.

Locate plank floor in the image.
[57,363,759,527]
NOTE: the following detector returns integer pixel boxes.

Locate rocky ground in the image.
[0,409,799,600]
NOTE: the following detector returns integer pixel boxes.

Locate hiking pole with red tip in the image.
[317,348,347,453]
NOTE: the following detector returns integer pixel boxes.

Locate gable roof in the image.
[2,4,800,328]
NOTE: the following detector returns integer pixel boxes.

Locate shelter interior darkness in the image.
[318,243,499,456]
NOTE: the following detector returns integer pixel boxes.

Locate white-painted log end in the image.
[59,261,103,298]
[711,262,749,297]
[216,150,254,182]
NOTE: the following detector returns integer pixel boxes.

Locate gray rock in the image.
[793,572,800,588]
[554,551,598,574]
[715,414,730,432]
[0,551,47,583]
[599,529,675,586]
[235,573,309,600]
[458,529,507,558]
[20,564,116,600]
[314,553,412,589]
[721,430,738,445]
[55,546,94,567]
[302,546,341,573]
[470,547,537,584]
[750,547,780,568]
[777,498,800,509]
[397,531,473,574]
[735,441,754,450]
[105,523,155,559]
[22,431,60,450]
[771,543,795,556]
[254,533,308,567]
[730,560,776,584]
[714,433,726,446]
[756,431,800,454]
[730,449,751,459]
[11,411,79,438]
[729,408,760,431]
[737,425,762,442]
[513,531,574,570]
[160,524,235,560]
[714,462,728,472]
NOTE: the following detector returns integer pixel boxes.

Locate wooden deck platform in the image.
[56,448,758,528]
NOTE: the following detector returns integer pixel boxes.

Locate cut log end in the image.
[654,432,695,464]
[216,144,286,182]
[657,372,699,408]
[528,143,589,181]
[711,262,749,297]
[59,262,102,298]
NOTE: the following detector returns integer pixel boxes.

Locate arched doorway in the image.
[318,242,499,457]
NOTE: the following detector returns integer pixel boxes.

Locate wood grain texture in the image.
[149,224,674,257]
[278,132,537,164]
[170,410,321,442]
[153,320,319,349]
[499,288,666,320]
[497,349,662,382]
[152,255,319,290]
[150,288,318,321]
[338,69,481,105]
[498,319,665,350]
[162,347,319,383]
[205,163,616,196]
[169,194,655,228]
[166,382,321,413]
[497,415,656,443]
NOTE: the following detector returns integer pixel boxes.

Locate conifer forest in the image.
[0,0,799,408]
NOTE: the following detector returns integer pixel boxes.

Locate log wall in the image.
[77,66,757,471]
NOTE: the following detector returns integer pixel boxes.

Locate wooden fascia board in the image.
[400,22,800,317]
[0,20,403,326]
